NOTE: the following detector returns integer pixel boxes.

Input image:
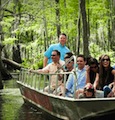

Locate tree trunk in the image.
[80,0,89,57]
[111,0,115,51]
[12,44,22,64]
[2,58,22,70]
[0,44,3,89]
[42,0,48,51]
[0,44,9,89]
[55,0,61,38]
[0,0,4,42]
[77,17,81,56]
[76,1,81,56]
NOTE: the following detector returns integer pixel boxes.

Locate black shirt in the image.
[100,67,114,89]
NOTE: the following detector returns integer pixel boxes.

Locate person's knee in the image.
[103,86,111,97]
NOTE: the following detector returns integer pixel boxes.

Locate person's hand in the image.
[108,82,114,88]
[57,63,62,70]
[58,92,63,96]
[85,65,90,73]
[107,91,114,97]
[28,68,33,72]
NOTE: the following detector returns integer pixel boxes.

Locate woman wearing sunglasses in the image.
[98,54,115,97]
[86,58,99,90]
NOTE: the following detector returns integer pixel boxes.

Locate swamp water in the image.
[0,78,115,120]
[0,79,45,120]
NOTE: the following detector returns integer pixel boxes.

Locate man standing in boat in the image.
[29,50,65,93]
[43,33,70,67]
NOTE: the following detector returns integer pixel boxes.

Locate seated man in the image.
[64,52,74,80]
[66,54,87,97]
[29,50,65,93]
[54,52,74,96]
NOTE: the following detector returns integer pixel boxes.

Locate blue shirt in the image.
[44,43,70,64]
[66,67,86,96]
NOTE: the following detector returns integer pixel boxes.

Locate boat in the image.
[17,56,115,120]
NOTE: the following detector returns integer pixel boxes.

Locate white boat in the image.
[17,68,115,120]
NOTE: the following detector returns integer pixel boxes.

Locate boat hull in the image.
[17,81,115,120]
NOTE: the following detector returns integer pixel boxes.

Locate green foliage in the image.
[3,38,18,44]
[89,43,115,65]
[21,40,44,69]
[22,57,43,69]
[1,0,115,68]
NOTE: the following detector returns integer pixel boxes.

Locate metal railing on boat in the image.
[18,55,78,98]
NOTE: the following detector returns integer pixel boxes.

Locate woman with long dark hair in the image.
[86,57,99,90]
[98,54,115,97]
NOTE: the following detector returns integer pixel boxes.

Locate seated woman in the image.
[86,57,99,90]
[98,54,115,97]
[76,57,104,98]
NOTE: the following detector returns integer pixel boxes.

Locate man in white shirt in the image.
[30,50,65,93]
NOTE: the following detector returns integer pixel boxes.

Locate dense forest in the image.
[0,0,115,71]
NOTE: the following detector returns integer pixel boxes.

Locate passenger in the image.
[65,54,86,97]
[86,58,99,90]
[85,55,92,65]
[64,52,74,80]
[29,50,65,93]
[76,57,104,99]
[98,54,115,97]
[76,83,95,98]
[107,82,115,97]
[43,33,70,67]
[54,52,74,96]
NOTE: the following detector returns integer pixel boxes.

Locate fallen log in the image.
[2,57,22,70]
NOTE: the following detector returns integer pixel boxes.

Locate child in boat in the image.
[76,83,95,98]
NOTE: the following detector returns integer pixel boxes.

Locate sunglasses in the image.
[66,61,72,64]
[102,58,110,62]
[90,66,97,69]
[77,60,83,62]
[51,54,57,56]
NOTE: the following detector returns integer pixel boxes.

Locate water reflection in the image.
[0,79,45,120]
[16,104,43,120]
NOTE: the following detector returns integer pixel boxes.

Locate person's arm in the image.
[108,82,114,88]
[93,73,99,90]
[107,82,115,97]
[66,74,73,92]
[111,69,115,75]
[85,65,90,84]
[43,56,48,67]
[29,64,49,74]
[29,69,42,74]
[43,44,54,67]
